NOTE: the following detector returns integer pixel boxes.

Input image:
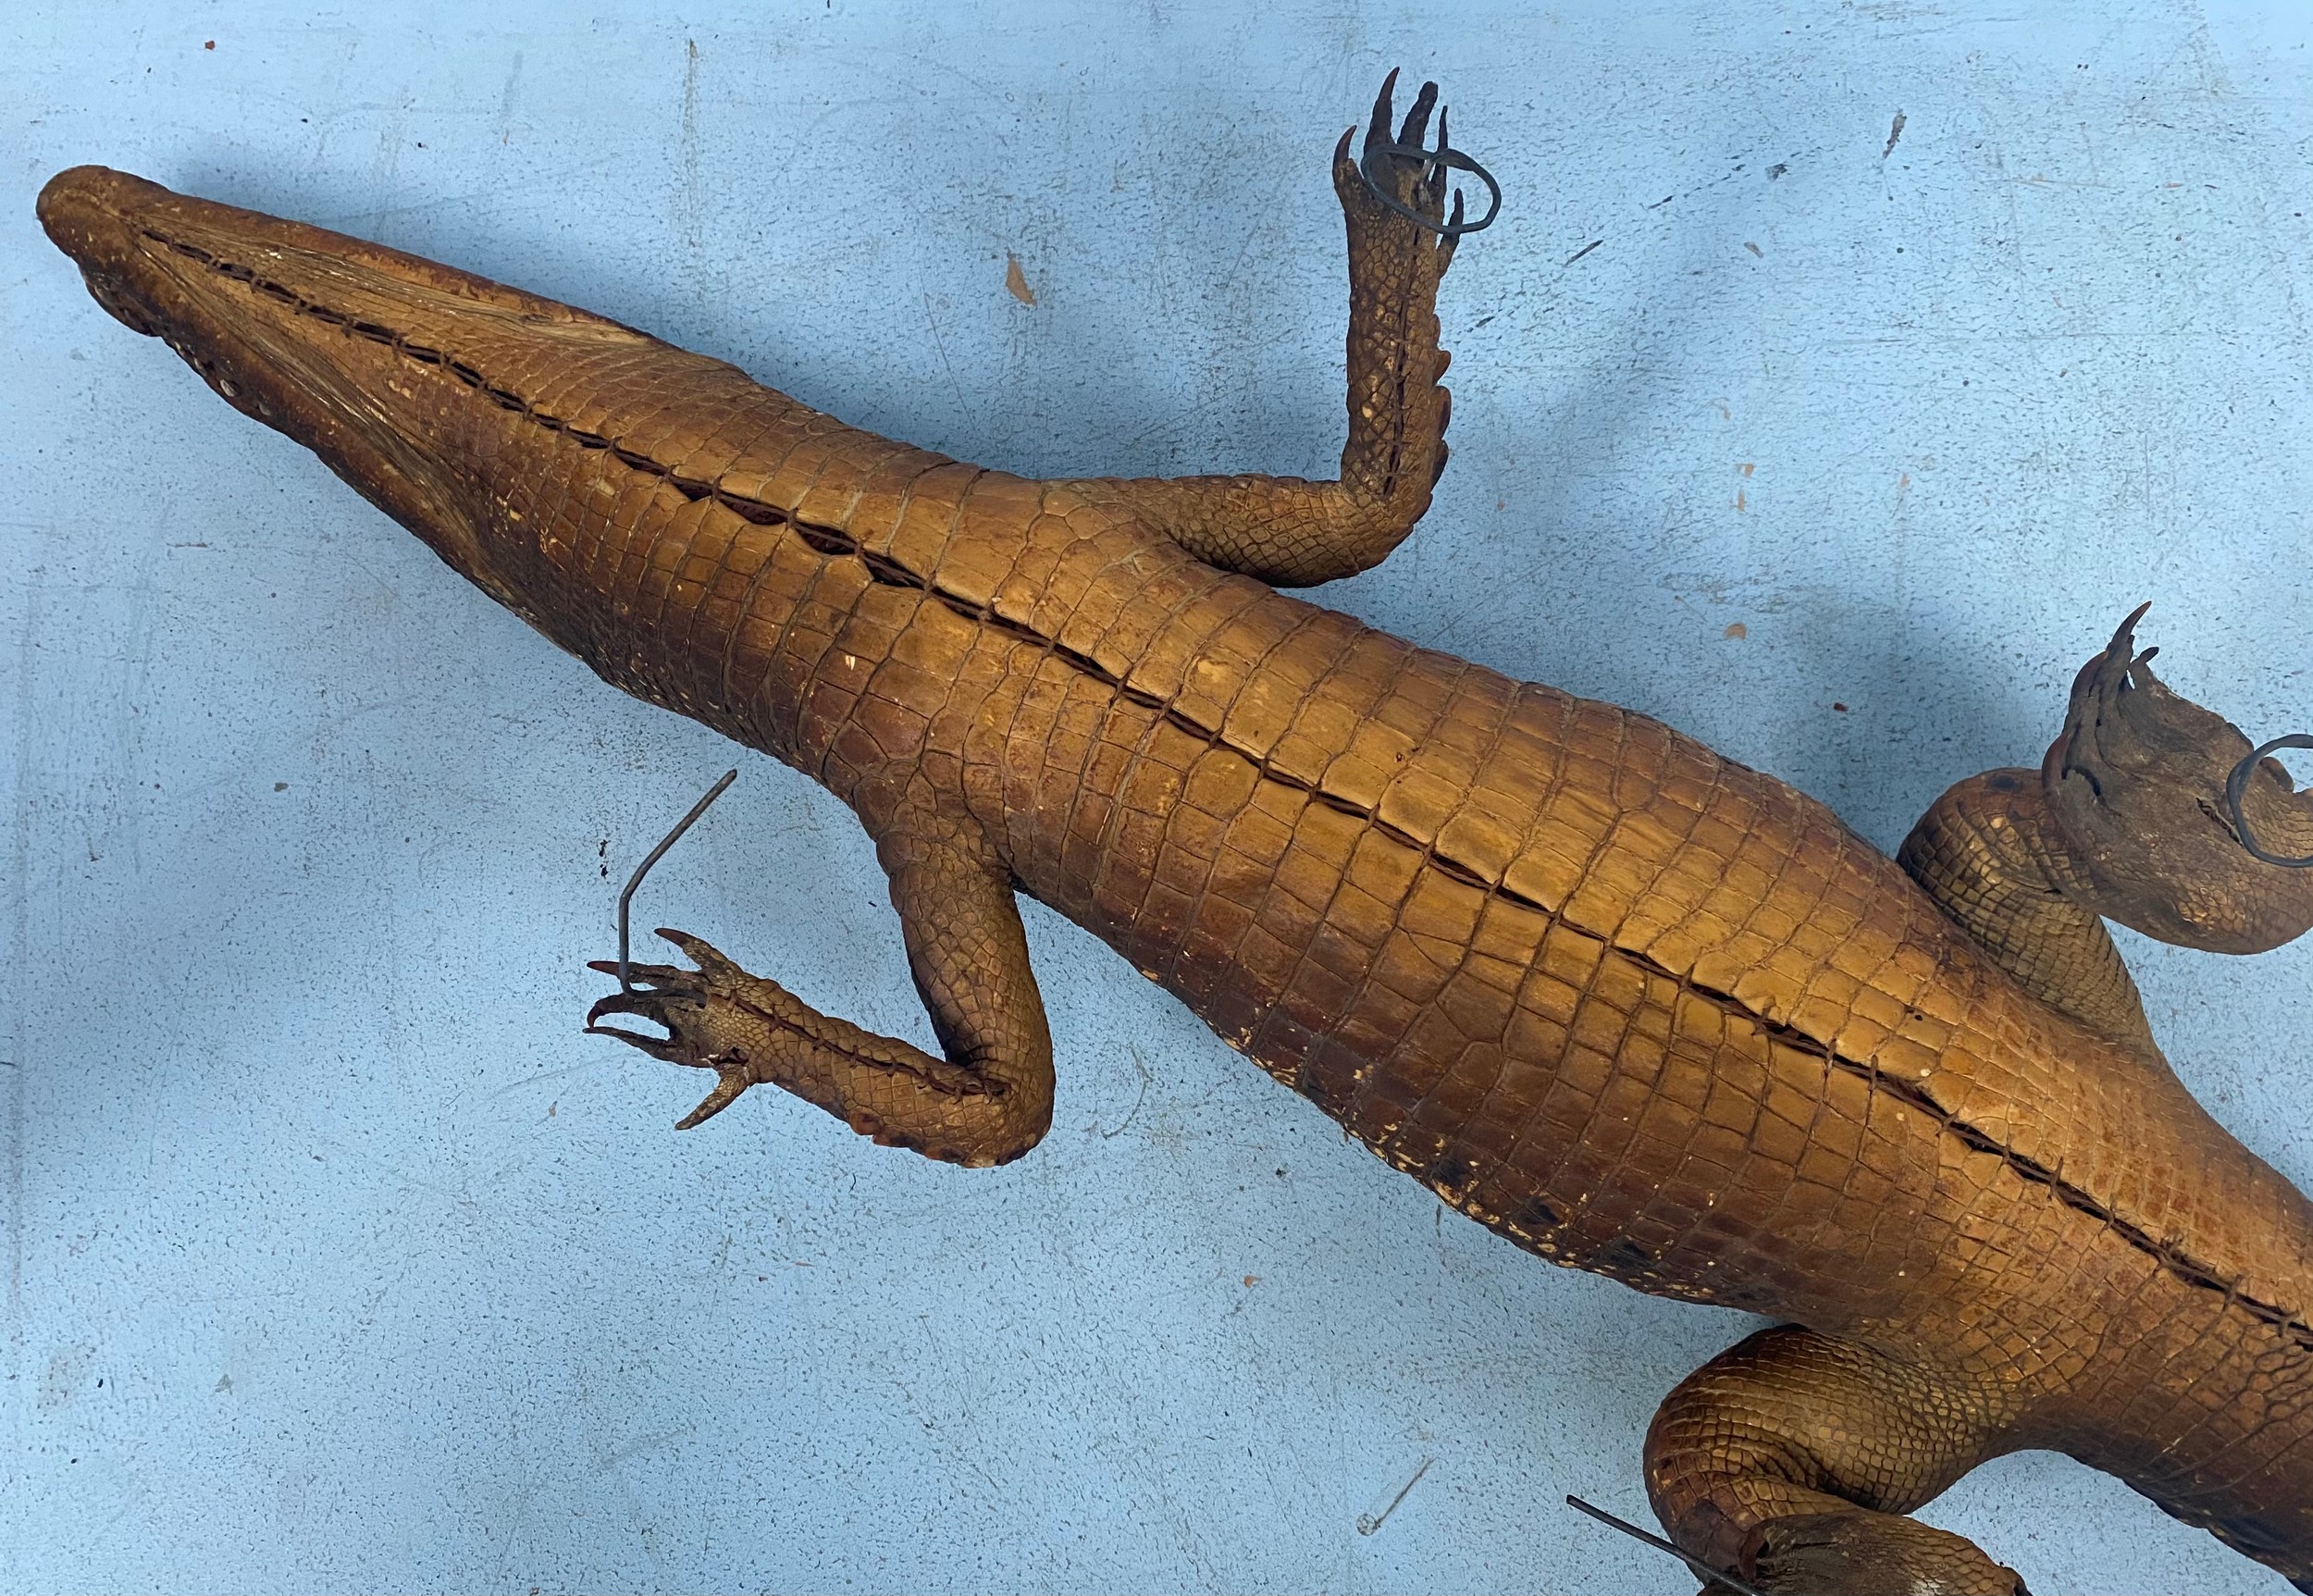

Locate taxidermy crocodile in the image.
[39,76,2313,1595]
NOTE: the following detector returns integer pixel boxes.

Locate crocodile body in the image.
[38,81,2313,1593]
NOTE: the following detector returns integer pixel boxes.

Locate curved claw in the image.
[585,928,762,1128]
[583,992,756,1127]
[652,926,750,983]
[675,1068,752,1131]
[587,958,693,991]
[584,1022,677,1059]
[584,986,695,1060]
[1363,67,1403,165]
[1440,189,1466,266]
[1395,78,1439,153]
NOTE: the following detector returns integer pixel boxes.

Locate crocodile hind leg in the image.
[1058,70,1462,586]
[1899,605,2313,1047]
[1859,609,2313,1590]
[585,810,1054,1167]
[1896,763,2158,1056]
[1644,1326,2028,1595]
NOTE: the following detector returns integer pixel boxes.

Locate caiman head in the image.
[37,165,647,625]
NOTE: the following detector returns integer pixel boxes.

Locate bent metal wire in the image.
[1564,1495,1767,1596]
[2227,735,2313,868]
[615,769,739,993]
[1357,108,1502,239]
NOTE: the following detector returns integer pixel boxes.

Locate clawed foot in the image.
[2043,604,2313,952]
[1738,1512,2030,1595]
[1338,68,1471,249]
[587,928,761,1128]
[585,927,1022,1159]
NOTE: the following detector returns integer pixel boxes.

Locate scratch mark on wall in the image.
[495,51,524,146]
[679,40,702,253]
[1096,1045,1151,1138]
[7,565,36,1454]
[1357,1455,1431,1534]
[596,1423,696,1473]
[921,292,970,421]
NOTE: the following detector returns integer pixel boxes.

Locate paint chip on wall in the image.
[1005,253,1035,306]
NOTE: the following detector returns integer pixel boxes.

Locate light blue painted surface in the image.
[5,3,2313,1590]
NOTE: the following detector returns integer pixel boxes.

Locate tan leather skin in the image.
[39,77,2313,1595]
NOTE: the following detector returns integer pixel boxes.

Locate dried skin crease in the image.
[37,81,2313,1595]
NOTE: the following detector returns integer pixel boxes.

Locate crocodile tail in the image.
[2025,1239,2313,1589]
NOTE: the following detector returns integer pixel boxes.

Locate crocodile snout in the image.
[38,166,171,336]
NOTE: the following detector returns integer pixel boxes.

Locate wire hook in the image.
[616,769,738,992]
[2225,735,2313,869]
[1357,100,1503,240]
[1565,1495,1767,1596]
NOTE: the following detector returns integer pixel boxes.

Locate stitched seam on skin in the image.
[720,991,992,1097]
[1640,949,2313,1352]
[152,226,2312,1349]
[627,981,992,1099]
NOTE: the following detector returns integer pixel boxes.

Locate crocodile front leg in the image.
[586,810,1054,1167]
[1059,70,1461,587]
